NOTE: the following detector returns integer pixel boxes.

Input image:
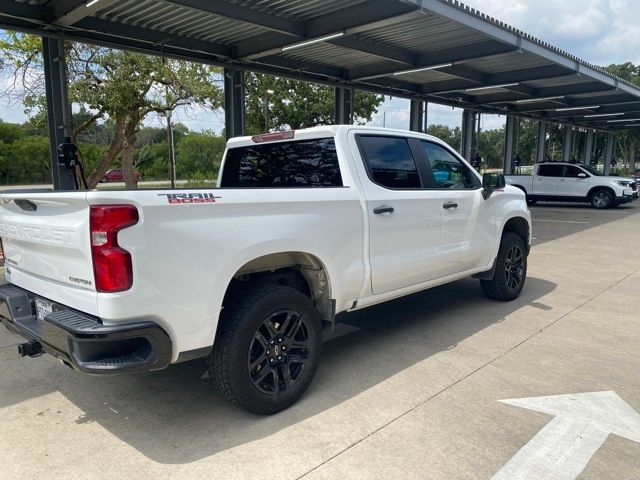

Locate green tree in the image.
[0,33,223,188]
[0,120,23,144]
[244,73,384,133]
[175,131,225,179]
[426,124,461,150]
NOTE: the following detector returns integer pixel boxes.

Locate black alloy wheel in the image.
[248,309,312,395]
[504,244,524,290]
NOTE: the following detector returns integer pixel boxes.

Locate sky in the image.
[1,0,639,133]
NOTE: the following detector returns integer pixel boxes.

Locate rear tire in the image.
[590,189,614,209]
[210,285,323,415]
[481,233,527,301]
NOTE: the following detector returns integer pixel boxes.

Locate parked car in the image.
[0,126,531,414]
[100,168,141,183]
[506,162,638,208]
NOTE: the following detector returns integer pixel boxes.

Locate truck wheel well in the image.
[587,186,615,200]
[512,185,527,195]
[502,217,529,246]
[224,252,333,326]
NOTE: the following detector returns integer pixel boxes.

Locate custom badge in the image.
[157,192,221,204]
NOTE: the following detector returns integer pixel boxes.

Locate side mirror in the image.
[577,172,588,178]
[482,173,505,199]
[483,173,505,189]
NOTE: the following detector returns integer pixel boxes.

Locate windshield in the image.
[579,165,603,176]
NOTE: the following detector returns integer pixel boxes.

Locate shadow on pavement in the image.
[530,202,638,246]
[0,275,556,464]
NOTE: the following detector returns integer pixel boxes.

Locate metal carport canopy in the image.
[2,0,640,132]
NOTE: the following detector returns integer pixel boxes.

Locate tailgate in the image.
[0,192,97,311]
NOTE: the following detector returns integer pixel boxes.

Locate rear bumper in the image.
[0,283,171,375]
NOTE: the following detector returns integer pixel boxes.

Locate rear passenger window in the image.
[538,164,563,177]
[357,136,421,189]
[220,138,342,188]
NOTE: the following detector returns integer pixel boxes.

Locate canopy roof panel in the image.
[3,0,639,130]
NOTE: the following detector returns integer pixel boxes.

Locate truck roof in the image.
[226,125,443,148]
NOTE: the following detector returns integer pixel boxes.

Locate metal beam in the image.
[53,0,119,27]
[604,132,615,174]
[164,0,305,36]
[334,87,354,125]
[0,1,48,22]
[255,55,345,79]
[486,66,576,85]
[424,66,575,96]
[461,109,475,160]
[516,94,634,113]
[583,130,594,164]
[504,116,516,174]
[349,41,517,81]
[438,64,486,83]
[330,36,415,66]
[224,69,245,140]
[236,0,419,60]
[409,100,424,132]
[483,82,614,107]
[536,121,547,163]
[562,126,573,162]
[74,16,231,58]
[42,37,76,190]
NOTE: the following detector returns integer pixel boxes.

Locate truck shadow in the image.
[0,276,557,464]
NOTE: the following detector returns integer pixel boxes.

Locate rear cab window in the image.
[220,138,342,188]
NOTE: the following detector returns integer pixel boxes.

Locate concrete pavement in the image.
[1,202,639,479]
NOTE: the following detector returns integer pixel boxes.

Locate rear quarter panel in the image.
[86,187,364,360]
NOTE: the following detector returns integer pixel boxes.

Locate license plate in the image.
[35,298,53,322]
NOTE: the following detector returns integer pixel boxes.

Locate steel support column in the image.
[562,126,573,162]
[42,37,76,190]
[503,115,516,174]
[224,68,245,140]
[604,132,615,175]
[334,87,354,125]
[583,131,594,165]
[409,99,424,132]
[536,121,547,163]
[460,109,475,161]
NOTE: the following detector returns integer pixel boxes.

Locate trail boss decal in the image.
[158,193,221,204]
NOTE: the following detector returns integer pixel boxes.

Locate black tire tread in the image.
[208,284,320,414]
[481,232,527,301]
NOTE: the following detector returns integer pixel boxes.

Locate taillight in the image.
[90,205,139,292]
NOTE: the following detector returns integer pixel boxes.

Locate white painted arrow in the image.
[492,391,640,480]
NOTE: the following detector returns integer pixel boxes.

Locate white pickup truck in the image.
[506,162,638,208]
[0,126,531,414]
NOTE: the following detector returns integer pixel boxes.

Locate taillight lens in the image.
[90,205,139,292]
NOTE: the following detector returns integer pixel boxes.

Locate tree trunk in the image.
[85,116,127,188]
[121,126,138,189]
[121,111,140,189]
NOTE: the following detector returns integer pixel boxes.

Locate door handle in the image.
[373,206,394,215]
[442,202,458,209]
